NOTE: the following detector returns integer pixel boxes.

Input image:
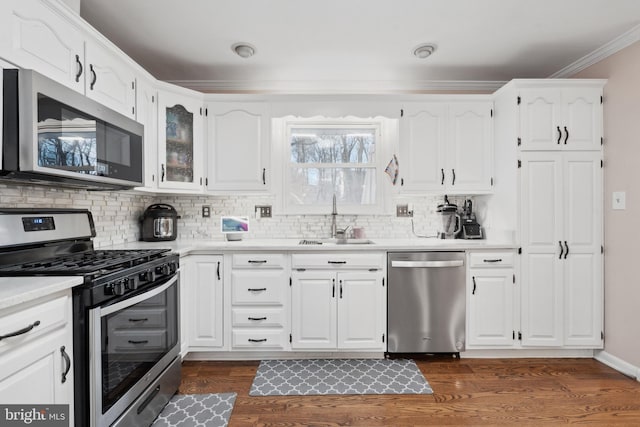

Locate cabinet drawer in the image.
[0,293,69,350]
[232,308,285,328]
[468,252,515,268]
[231,270,286,305]
[232,329,287,349]
[291,253,384,269]
[108,329,167,353]
[109,308,167,329]
[232,254,285,269]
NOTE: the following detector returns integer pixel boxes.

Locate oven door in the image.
[89,275,179,427]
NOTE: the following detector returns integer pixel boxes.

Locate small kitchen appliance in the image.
[436,195,461,239]
[141,204,180,241]
[460,199,483,239]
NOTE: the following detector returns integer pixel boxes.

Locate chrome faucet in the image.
[331,194,338,238]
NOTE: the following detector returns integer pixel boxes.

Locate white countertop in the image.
[0,276,83,311]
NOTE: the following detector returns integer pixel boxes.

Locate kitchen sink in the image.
[298,239,375,245]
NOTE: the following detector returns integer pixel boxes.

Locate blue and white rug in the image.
[151,392,236,427]
[249,359,433,396]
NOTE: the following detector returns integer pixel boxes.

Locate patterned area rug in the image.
[249,359,433,396]
[151,393,236,427]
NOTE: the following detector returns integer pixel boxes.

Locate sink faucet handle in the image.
[336,225,352,238]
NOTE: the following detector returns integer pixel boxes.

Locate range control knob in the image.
[139,270,155,283]
[106,280,126,296]
[156,264,170,276]
[125,276,139,290]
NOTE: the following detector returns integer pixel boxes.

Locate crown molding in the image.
[549,23,640,78]
[162,79,507,94]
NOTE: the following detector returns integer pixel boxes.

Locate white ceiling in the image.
[79,0,640,93]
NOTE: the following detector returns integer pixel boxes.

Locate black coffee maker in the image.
[460,199,483,239]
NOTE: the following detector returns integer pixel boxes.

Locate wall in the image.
[574,41,640,368]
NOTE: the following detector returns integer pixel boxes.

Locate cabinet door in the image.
[446,102,493,191]
[187,255,224,348]
[136,78,158,189]
[467,270,515,347]
[520,153,564,346]
[84,39,136,119]
[291,272,336,349]
[563,152,603,346]
[206,103,269,191]
[398,103,447,191]
[157,91,204,190]
[336,272,385,350]
[562,88,603,151]
[519,89,563,151]
[0,0,84,92]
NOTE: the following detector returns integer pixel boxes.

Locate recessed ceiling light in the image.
[413,44,436,59]
[232,43,256,59]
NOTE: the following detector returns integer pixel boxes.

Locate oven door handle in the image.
[100,274,178,317]
[391,260,464,268]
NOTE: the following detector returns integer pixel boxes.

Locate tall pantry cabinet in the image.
[494,79,606,349]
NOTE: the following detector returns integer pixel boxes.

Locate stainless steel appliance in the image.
[141,204,180,241]
[387,252,466,355]
[461,199,483,239]
[0,209,180,427]
[1,69,144,189]
[436,196,461,239]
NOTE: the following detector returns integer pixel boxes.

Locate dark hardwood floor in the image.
[179,357,640,426]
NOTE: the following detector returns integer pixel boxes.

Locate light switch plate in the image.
[612,191,626,210]
[396,204,412,217]
[255,205,272,218]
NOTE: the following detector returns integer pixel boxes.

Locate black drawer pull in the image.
[0,320,40,341]
[248,338,267,343]
[483,259,502,263]
[248,288,267,292]
[248,317,267,321]
[128,339,149,344]
[128,318,148,322]
[248,260,267,264]
[328,261,347,264]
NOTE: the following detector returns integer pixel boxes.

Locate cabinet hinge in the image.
[289,334,292,343]
[518,247,522,254]
[518,332,522,341]
[400,109,404,117]
[517,160,521,168]
[517,137,521,146]
[382,334,385,343]
[517,96,521,105]
[490,109,493,117]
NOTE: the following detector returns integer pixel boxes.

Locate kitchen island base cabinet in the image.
[0,291,73,425]
[290,253,386,351]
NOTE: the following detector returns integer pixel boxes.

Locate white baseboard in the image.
[461,349,595,358]
[594,350,640,381]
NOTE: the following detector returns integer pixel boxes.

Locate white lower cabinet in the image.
[230,253,289,350]
[290,253,386,351]
[466,251,517,348]
[0,290,74,424]
[184,255,224,350]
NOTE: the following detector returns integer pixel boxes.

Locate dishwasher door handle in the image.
[391,260,464,268]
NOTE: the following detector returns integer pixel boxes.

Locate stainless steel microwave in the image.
[1,69,144,189]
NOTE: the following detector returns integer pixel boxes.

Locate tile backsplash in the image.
[0,182,480,246]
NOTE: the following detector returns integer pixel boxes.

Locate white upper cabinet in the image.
[519,86,603,151]
[157,90,204,191]
[399,101,493,194]
[0,0,84,92]
[205,102,270,192]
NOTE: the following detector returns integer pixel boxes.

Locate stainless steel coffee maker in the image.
[436,195,461,239]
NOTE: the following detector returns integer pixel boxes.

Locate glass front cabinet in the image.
[157,91,204,190]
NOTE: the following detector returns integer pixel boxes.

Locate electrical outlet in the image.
[396,204,412,217]
[255,205,272,218]
[202,205,211,218]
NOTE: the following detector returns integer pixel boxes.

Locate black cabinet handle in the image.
[248,317,267,321]
[75,54,83,82]
[451,169,456,185]
[559,241,564,259]
[564,126,569,144]
[472,276,477,295]
[339,280,343,299]
[248,260,267,264]
[441,168,445,185]
[401,178,404,186]
[216,261,221,280]
[262,168,266,185]
[128,340,149,344]
[328,260,347,264]
[128,318,148,322]
[89,64,97,90]
[557,126,562,144]
[483,259,502,263]
[332,279,335,298]
[0,320,40,341]
[161,164,165,182]
[60,346,71,384]
[248,288,267,292]
[248,338,267,343]
[564,241,569,259]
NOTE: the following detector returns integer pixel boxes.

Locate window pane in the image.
[290,128,376,164]
[288,167,376,205]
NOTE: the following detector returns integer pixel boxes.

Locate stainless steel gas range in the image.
[0,208,181,427]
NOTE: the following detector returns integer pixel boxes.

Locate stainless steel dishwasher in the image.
[387,252,466,355]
